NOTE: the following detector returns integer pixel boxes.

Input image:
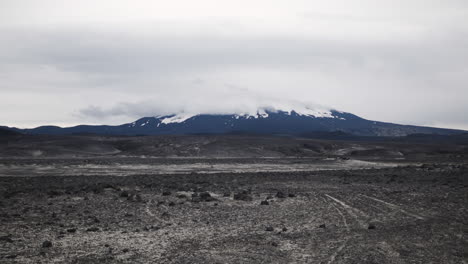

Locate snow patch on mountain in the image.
[160,113,195,124]
[145,106,336,125]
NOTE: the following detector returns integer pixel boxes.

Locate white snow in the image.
[161,113,195,124]
[150,105,339,125]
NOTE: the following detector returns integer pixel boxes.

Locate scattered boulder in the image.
[127,193,143,202]
[223,192,231,197]
[47,190,63,197]
[67,228,77,233]
[120,190,129,198]
[265,226,274,232]
[42,240,53,248]
[271,242,279,247]
[0,234,13,243]
[200,192,216,202]
[368,224,376,230]
[288,193,296,198]
[282,227,288,232]
[319,224,326,229]
[260,200,269,205]
[86,227,100,232]
[234,191,253,201]
[162,191,172,196]
[275,191,286,199]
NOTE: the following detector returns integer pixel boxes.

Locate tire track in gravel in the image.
[325,194,369,229]
[325,194,407,264]
[321,195,356,264]
[359,194,425,220]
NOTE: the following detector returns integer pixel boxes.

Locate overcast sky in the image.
[1,0,467,129]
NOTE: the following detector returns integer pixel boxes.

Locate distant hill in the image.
[3,109,465,137]
[0,127,22,136]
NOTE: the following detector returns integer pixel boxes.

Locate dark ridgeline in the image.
[1,110,465,137]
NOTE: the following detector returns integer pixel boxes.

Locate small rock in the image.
[42,240,53,248]
[319,224,326,229]
[127,193,143,202]
[0,235,13,243]
[282,227,288,232]
[223,192,231,197]
[260,200,269,205]
[122,248,129,253]
[168,201,176,206]
[86,227,100,232]
[271,242,278,247]
[200,192,216,202]
[162,191,171,196]
[265,226,274,232]
[275,191,286,199]
[67,228,77,233]
[368,224,376,230]
[120,190,129,198]
[288,193,296,198]
[234,191,253,201]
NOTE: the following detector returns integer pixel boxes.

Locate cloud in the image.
[0,1,467,129]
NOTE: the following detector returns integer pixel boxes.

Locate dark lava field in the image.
[0,134,467,263]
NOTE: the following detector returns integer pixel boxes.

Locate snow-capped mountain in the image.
[4,108,465,137]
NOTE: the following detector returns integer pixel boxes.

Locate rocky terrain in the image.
[0,135,467,263]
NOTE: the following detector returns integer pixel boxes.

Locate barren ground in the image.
[0,135,467,263]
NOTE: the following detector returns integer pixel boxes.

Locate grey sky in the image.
[1,0,467,129]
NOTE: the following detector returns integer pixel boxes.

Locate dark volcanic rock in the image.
[0,234,13,243]
[200,192,216,202]
[86,227,100,232]
[275,191,287,199]
[234,191,253,201]
[191,196,201,203]
[127,193,143,202]
[42,240,53,248]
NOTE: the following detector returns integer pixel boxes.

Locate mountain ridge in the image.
[2,109,465,137]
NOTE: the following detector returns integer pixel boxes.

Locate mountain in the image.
[2,108,465,137]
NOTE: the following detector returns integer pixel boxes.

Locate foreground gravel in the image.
[0,163,467,263]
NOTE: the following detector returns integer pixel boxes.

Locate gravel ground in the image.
[0,162,467,263]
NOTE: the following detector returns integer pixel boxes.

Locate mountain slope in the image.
[4,109,464,137]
